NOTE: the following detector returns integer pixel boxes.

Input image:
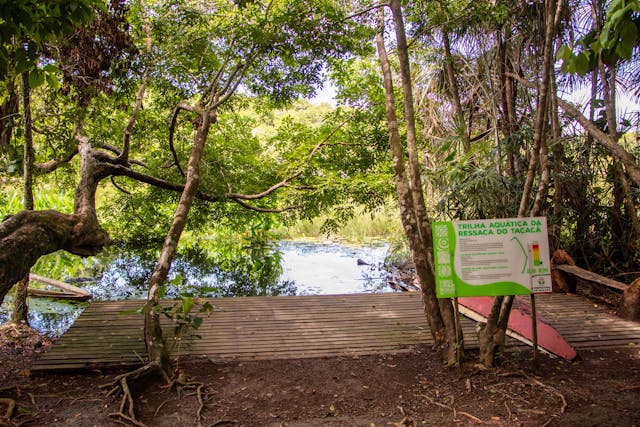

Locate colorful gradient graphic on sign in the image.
[532,241,541,266]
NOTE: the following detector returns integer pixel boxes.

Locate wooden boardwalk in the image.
[32,293,640,371]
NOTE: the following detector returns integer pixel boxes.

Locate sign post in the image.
[432,217,552,363]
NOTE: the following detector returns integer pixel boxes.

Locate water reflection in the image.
[0,295,84,336]
[279,241,390,294]
[0,241,392,336]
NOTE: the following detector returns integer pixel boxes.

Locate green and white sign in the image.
[432,217,552,298]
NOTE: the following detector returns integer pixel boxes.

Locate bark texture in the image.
[377,3,458,364]
[144,107,215,371]
[0,143,109,303]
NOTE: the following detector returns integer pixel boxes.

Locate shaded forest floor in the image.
[1,321,639,427]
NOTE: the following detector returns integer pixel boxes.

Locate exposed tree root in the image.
[414,393,485,424]
[100,361,164,426]
[499,371,567,414]
[619,385,640,391]
[0,398,16,422]
[496,370,567,426]
[101,362,208,426]
[161,370,207,426]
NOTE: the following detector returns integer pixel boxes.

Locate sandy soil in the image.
[1,320,639,427]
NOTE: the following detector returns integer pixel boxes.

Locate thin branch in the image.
[168,105,188,177]
[101,143,148,168]
[118,80,148,165]
[117,21,152,166]
[205,41,235,102]
[210,57,254,109]
[227,171,303,200]
[230,197,302,213]
[110,176,131,195]
[226,117,348,201]
[344,3,388,21]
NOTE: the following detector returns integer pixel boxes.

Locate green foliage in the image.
[427,136,521,221]
[278,203,402,243]
[0,0,105,78]
[0,185,75,218]
[560,0,640,75]
[155,297,214,352]
[146,0,372,105]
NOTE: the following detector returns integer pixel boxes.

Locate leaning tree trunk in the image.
[144,106,216,373]
[389,0,458,364]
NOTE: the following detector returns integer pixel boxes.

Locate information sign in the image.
[432,217,552,297]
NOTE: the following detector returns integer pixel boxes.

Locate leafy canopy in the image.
[0,0,106,78]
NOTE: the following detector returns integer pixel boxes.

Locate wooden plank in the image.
[32,292,640,371]
[554,264,628,292]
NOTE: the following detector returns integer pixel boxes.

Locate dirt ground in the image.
[1,320,640,427]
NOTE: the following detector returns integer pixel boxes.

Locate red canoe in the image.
[458,296,578,361]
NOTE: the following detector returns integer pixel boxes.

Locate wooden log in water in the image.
[28,273,92,301]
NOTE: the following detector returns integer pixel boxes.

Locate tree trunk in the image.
[144,107,215,371]
[378,2,458,365]
[0,143,109,303]
[11,275,29,324]
[442,30,469,150]
[11,72,35,325]
[0,76,19,159]
[550,65,563,251]
[479,0,561,367]
[22,71,34,211]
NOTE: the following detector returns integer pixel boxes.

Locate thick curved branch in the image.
[0,143,109,301]
[32,138,146,176]
[108,162,308,212]
[107,164,223,202]
[35,147,79,173]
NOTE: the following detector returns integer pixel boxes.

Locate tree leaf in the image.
[182,296,194,314]
[574,53,590,77]
[28,69,45,88]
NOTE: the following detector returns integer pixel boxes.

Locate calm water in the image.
[0,241,394,336]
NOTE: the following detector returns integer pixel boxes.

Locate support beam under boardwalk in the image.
[32,293,640,371]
